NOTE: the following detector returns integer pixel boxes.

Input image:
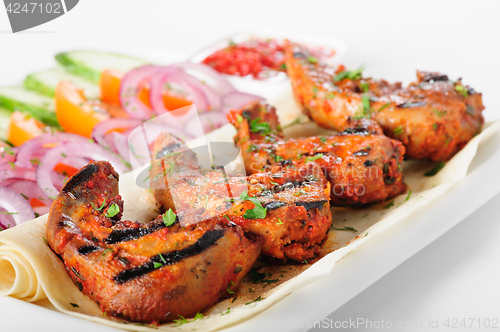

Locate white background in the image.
[1,1,500,331]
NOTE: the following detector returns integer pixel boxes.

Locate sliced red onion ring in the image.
[7,180,49,206]
[120,65,168,120]
[185,111,228,137]
[37,141,130,201]
[0,143,16,164]
[175,62,235,95]
[150,71,209,116]
[92,118,142,150]
[0,163,36,182]
[221,91,265,114]
[112,132,140,167]
[15,133,88,169]
[0,185,36,228]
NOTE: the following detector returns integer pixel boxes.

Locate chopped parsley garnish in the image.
[61,153,67,157]
[433,123,438,131]
[41,236,48,245]
[102,249,113,256]
[220,308,231,315]
[172,312,204,327]
[378,102,390,112]
[282,114,307,129]
[276,218,283,225]
[227,280,235,294]
[90,198,106,211]
[319,136,327,143]
[424,161,445,176]
[331,226,358,232]
[240,191,267,219]
[153,262,162,269]
[307,55,318,64]
[333,65,365,82]
[249,118,271,135]
[360,82,369,93]
[163,209,176,227]
[393,126,405,135]
[305,153,324,162]
[245,296,264,305]
[7,161,15,170]
[325,92,336,99]
[248,269,278,284]
[355,94,372,119]
[433,109,446,117]
[383,200,395,209]
[0,211,18,215]
[454,84,469,98]
[30,158,39,166]
[104,203,120,218]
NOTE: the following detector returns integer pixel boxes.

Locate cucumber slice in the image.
[55,51,147,83]
[0,107,12,141]
[24,67,100,99]
[0,87,58,127]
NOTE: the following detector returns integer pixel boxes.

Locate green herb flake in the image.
[307,55,318,64]
[331,226,358,232]
[102,249,113,256]
[333,65,365,82]
[378,102,390,112]
[227,280,235,294]
[172,312,204,327]
[240,191,267,219]
[282,114,307,129]
[245,296,264,305]
[276,218,283,225]
[393,126,405,136]
[163,208,177,226]
[383,200,395,209]
[249,118,271,135]
[61,153,67,157]
[91,198,106,211]
[433,123,438,131]
[360,82,369,93]
[305,153,324,162]
[7,161,15,170]
[433,109,445,117]
[0,211,18,215]
[454,84,469,98]
[104,203,120,218]
[424,161,445,177]
[153,262,162,269]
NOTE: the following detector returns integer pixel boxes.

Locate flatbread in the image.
[0,86,499,331]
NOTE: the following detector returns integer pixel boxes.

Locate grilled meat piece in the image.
[47,161,260,323]
[149,133,333,261]
[227,101,406,206]
[284,40,484,161]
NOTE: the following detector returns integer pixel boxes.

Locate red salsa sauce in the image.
[202,39,286,80]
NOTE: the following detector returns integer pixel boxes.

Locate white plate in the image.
[1,34,499,332]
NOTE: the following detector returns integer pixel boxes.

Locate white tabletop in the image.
[1,1,500,331]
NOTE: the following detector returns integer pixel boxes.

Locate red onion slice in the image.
[92,118,142,150]
[221,91,265,114]
[15,133,88,169]
[175,62,235,95]
[150,71,209,116]
[185,111,228,137]
[0,142,16,164]
[120,65,169,120]
[0,185,36,228]
[37,141,130,201]
[7,180,49,206]
[0,163,36,183]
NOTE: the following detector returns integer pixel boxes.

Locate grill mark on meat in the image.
[260,178,318,196]
[155,143,181,158]
[263,201,287,211]
[339,127,370,136]
[397,102,427,108]
[78,245,100,255]
[113,229,224,284]
[104,222,170,244]
[421,74,449,82]
[295,200,327,210]
[62,163,99,194]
